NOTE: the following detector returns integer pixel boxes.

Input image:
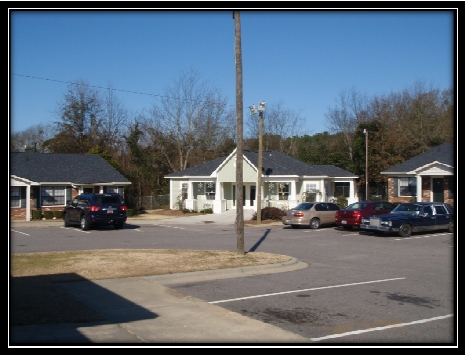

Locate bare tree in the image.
[9,123,57,152]
[245,101,306,154]
[99,83,131,154]
[324,87,369,162]
[146,68,235,172]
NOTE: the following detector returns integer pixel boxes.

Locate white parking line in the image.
[158,225,187,229]
[209,277,406,304]
[310,314,453,341]
[394,232,453,241]
[10,229,30,236]
[60,227,90,234]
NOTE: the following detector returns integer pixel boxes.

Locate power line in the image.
[12,73,236,106]
[12,73,163,99]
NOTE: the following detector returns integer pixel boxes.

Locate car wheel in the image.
[310,218,320,229]
[114,222,123,230]
[398,223,412,238]
[64,213,71,227]
[80,216,90,231]
[290,225,300,229]
[447,221,454,233]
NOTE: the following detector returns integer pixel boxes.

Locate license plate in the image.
[341,220,347,224]
[107,210,113,214]
[286,219,291,223]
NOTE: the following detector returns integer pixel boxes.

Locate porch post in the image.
[290,180,296,201]
[26,185,31,221]
[416,175,422,202]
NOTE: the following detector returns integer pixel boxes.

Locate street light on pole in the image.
[363,128,369,200]
[250,101,265,224]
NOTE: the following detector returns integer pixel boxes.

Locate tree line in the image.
[10,70,454,208]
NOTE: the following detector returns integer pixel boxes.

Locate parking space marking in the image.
[10,229,30,236]
[157,225,187,229]
[60,227,91,234]
[393,232,453,241]
[209,277,406,304]
[310,314,453,341]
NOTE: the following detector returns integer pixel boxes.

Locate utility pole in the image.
[257,109,263,224]
[364,129,369,200]
[249,102,265,224]
[233,11,244,255]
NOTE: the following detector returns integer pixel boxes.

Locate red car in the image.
[335,201,396,229]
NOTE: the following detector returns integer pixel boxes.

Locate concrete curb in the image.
[144,257,308,285]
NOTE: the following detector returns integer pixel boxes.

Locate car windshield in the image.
[391,203,421,215]
[346,202,368,210]
[294,203,314,211]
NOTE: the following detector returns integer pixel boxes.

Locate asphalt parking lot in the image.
[10,220,457,346]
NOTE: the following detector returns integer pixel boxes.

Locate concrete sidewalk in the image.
[10,259,309,345]
[10,209,309,345]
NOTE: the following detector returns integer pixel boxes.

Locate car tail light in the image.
[293,212,305,217]
[120,205,127,211]
[89,205,100,212]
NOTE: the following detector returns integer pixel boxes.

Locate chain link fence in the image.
[138,195,170,210]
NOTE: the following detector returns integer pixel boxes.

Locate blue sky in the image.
[9,9,455,135]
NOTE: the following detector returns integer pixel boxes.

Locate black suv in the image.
[63,193,127,230]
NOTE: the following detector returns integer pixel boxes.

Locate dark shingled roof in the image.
[165,150,357,178]
[10,152,131,184]
[382,143,454,173]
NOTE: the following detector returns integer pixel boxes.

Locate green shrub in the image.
[43,211,54,219]
[200,208,213,214]
[53,211,64,219]
[32,210,42,220]
[335,196,348,208]
[126,209,134,217]
[252,207,286,221]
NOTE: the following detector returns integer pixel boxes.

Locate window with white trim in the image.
[41,186,65,206]
[399,178,416,196]
[334,182,350,198]
[305,183,317,192]
[205,182,215,200]
[278,183,289,200]
[10,187,20,207]
[182,183,188,200]
[304,183,318,202]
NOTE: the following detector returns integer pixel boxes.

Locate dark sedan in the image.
[359,202,454,237]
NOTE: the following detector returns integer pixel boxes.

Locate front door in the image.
[432,178,444,202]
[232,185,247,207]
[250,186,256,207]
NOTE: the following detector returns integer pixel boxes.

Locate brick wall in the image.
[387,177,454,207]
[10,187,81,221]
